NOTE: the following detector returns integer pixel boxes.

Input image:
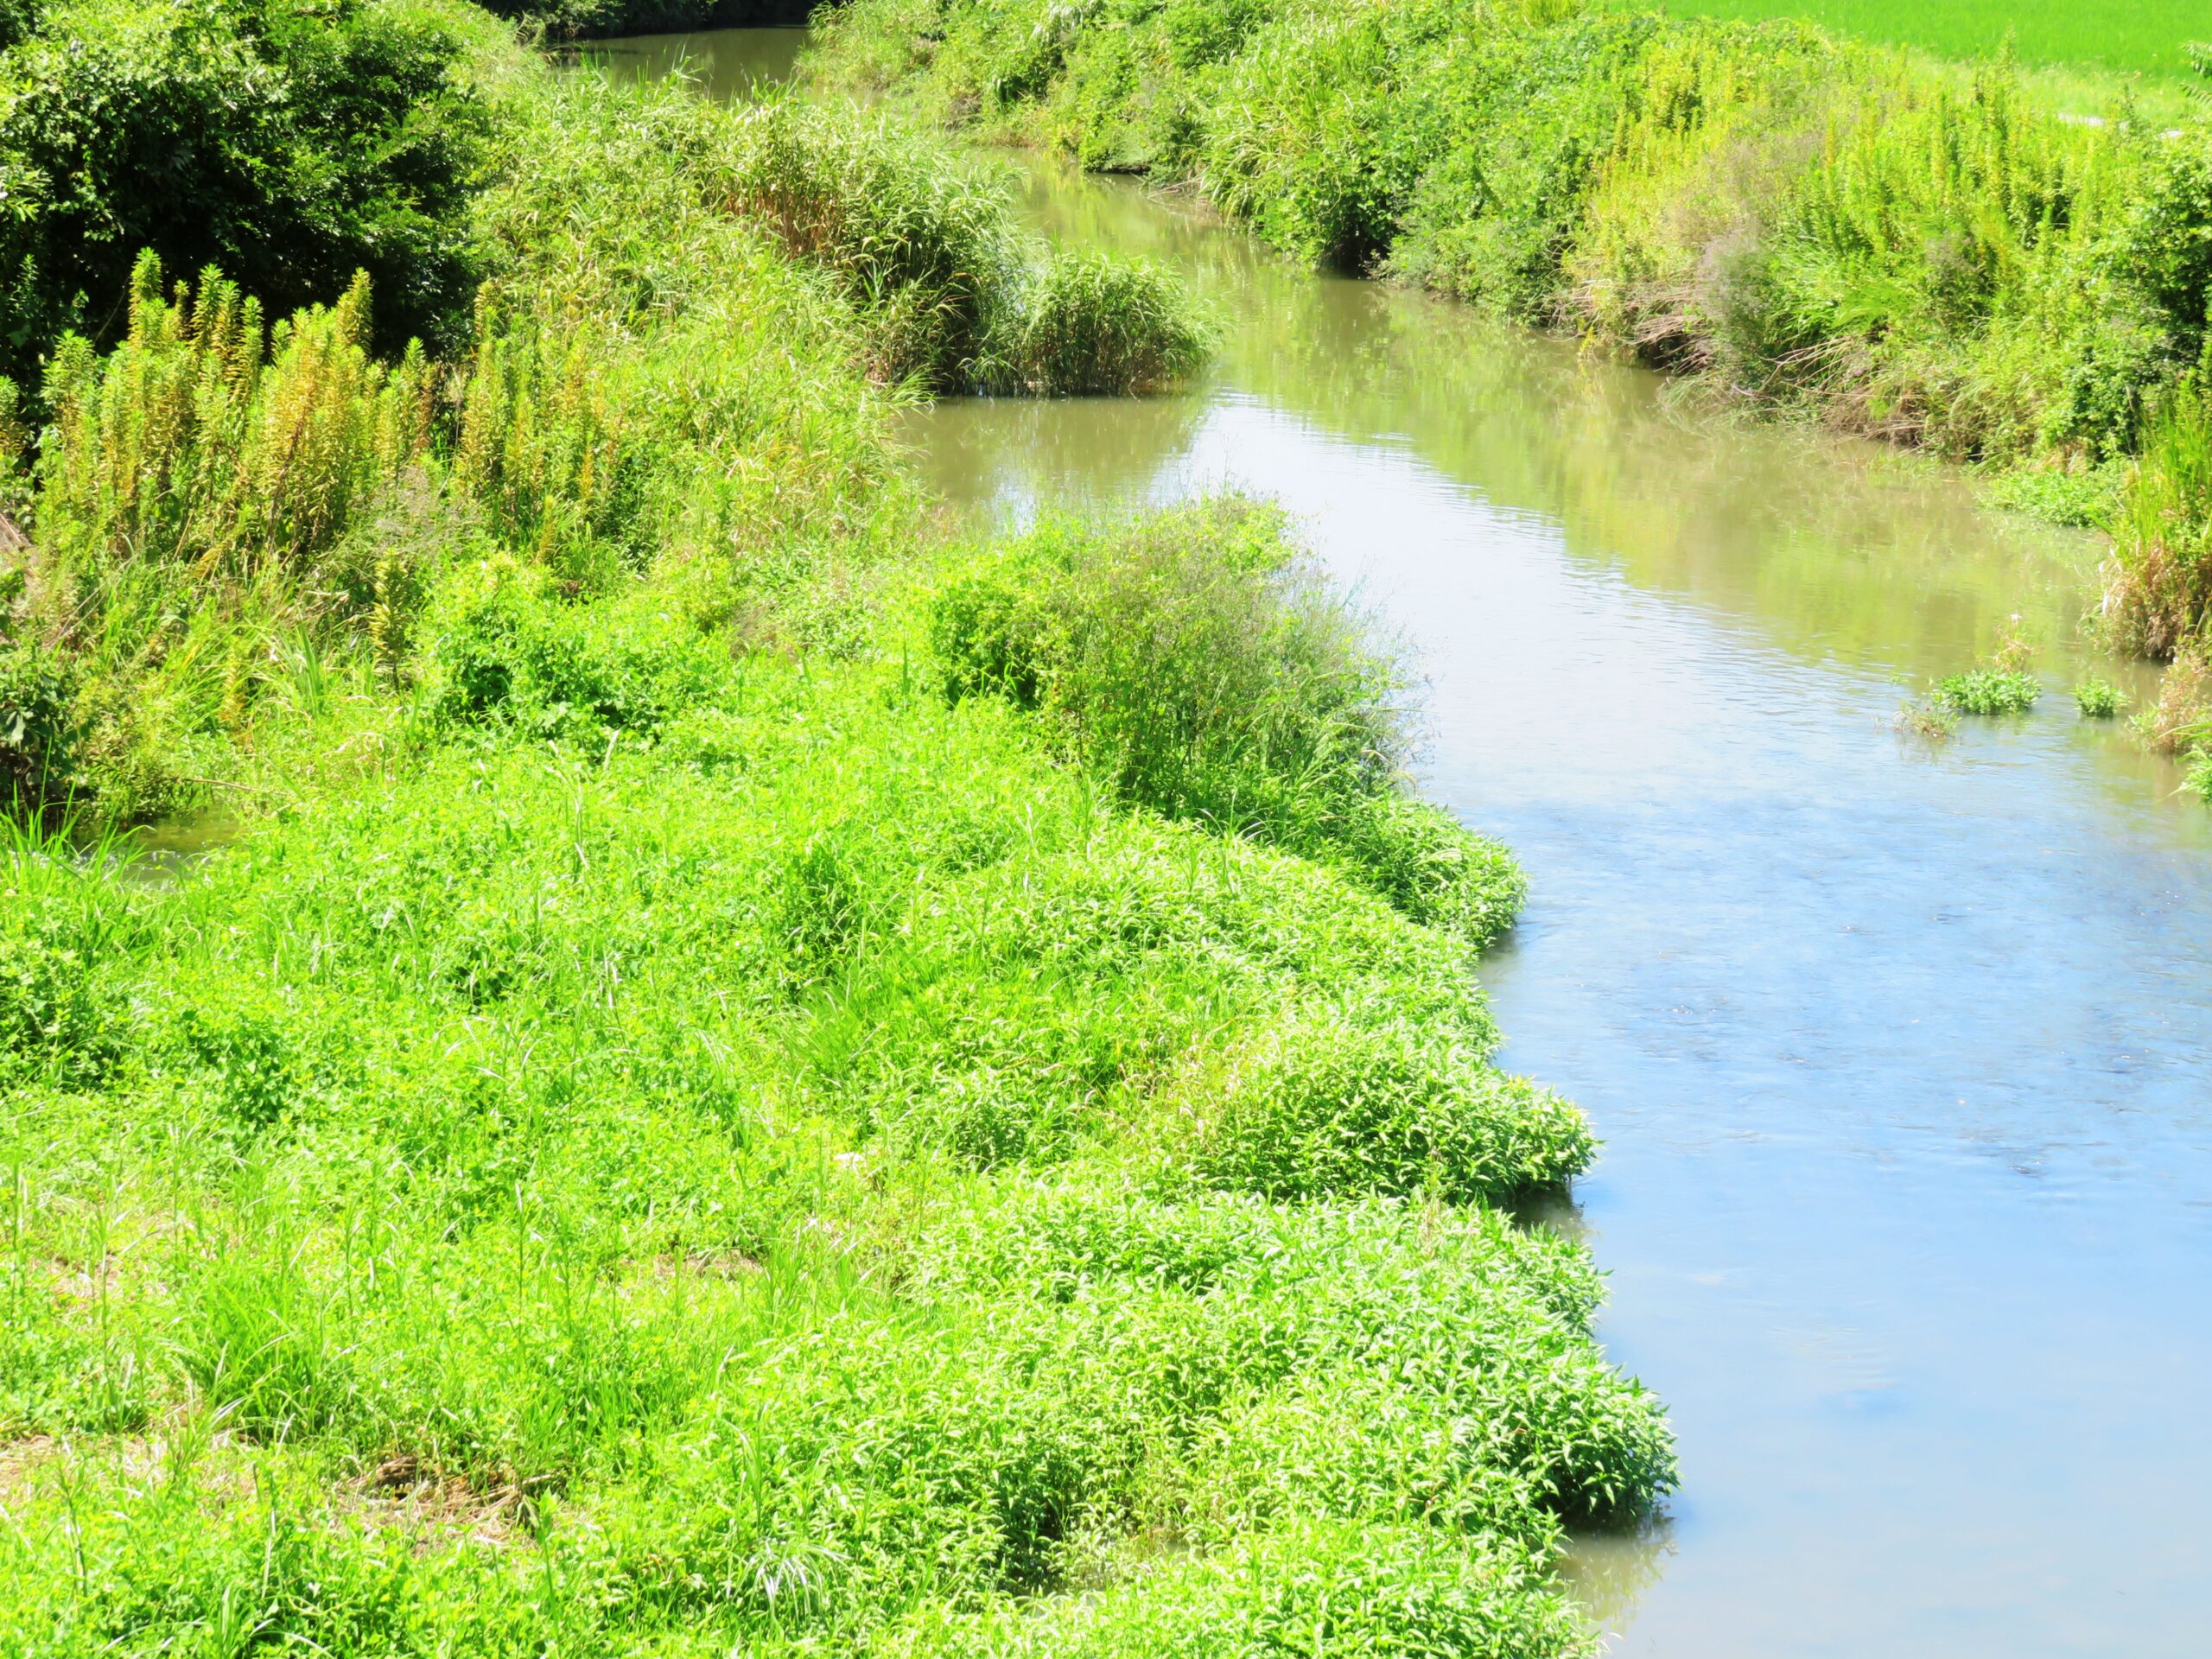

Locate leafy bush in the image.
[415,561,724,741]
[0,0,489,380]
[1336,791,1529,948]
[0,641,79,812]
[0,930,115,1084]
[931,499,1396,811]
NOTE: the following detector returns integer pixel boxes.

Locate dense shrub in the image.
[415,560,725,741]
[0,0,491,379]
[2075,675,2125,719]
[0,639,78,811]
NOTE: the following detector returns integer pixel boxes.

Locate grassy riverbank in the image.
[0,2,1671,1652]
[807,0,2212,792]
[0,4,1205,823]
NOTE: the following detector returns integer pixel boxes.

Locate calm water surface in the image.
[608,32,2212,1656]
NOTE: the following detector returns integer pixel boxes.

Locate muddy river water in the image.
[593,29,2212,1656]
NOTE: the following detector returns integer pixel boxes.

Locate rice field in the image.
[1643,0,2208,80]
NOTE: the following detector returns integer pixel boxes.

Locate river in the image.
[589,29,2212,1657]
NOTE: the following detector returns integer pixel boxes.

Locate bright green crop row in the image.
[1642,0,2207,84]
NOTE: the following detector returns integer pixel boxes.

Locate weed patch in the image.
[928,499,1527,943]
[2075,676,2126,719]
[1932,668,2039,716]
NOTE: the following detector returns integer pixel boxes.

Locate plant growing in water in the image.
[1933,668,2040,715]
[2075,675,2126,719]
[1933,619,2040,715]
[1895,696,1959,741]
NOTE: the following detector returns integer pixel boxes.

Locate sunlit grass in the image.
[1635,0,2208,83]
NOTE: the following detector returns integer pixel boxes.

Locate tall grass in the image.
[712,97,1211,392]
[37,256,432,588]
[2107,368,2212,660]
[0,57,1208,820]
[990,247,1214,394]
[928,498,1527,944]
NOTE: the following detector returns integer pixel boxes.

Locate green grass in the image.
[1638,0,2208,83]
[0,594,1669,1655]
[0,5,1670,1651]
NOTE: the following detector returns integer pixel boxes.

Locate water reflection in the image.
[975,160,2107,690]
[576,23,804,100]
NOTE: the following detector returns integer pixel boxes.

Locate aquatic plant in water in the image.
[2075,676,2126,718]
[1933,669,2040,715]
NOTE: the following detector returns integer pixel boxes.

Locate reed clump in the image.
[713,98,1211,393]
[928,497,1527,944]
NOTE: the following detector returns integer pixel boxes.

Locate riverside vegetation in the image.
[806,0,2212,798]
[0,0,1673,1654]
